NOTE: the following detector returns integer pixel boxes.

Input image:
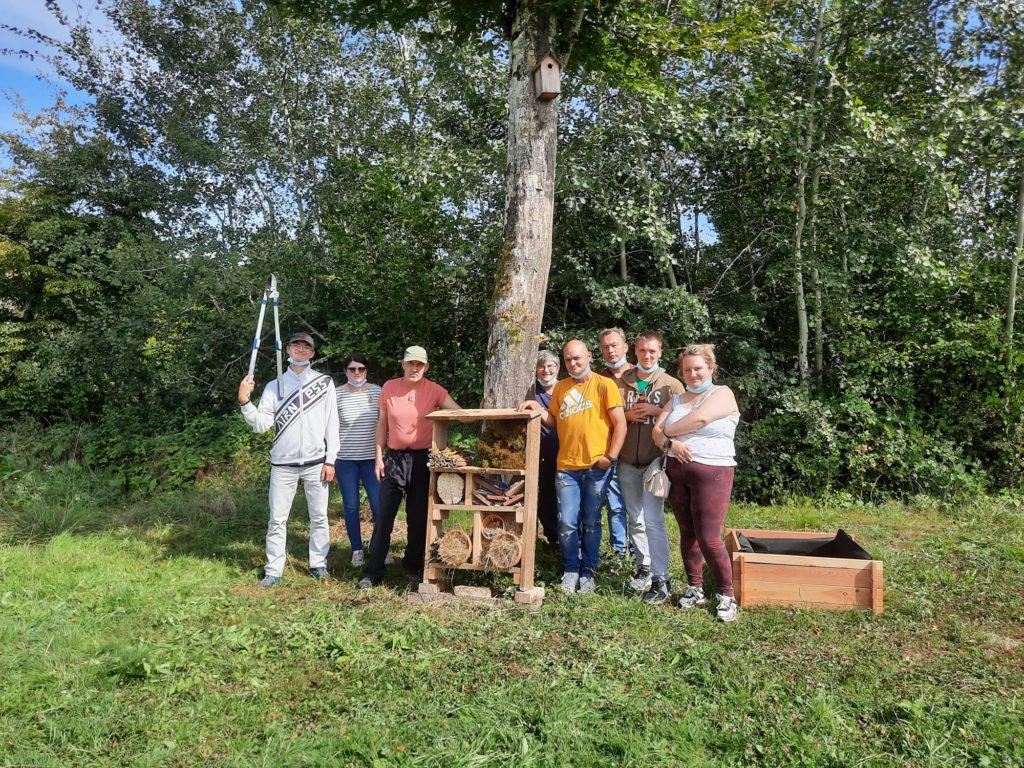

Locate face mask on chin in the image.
[570,366,592,382]
[347,376,366,387]
[686,378,712,394]
[536,375,556,389]
[287,357,311,367]
[637,362,660,374]
[604,356,627,369]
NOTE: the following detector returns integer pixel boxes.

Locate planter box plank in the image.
[727,528,884,615]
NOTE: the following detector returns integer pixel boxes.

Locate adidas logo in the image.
[559,387,594,420]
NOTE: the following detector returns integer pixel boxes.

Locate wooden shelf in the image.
[427,560,521,574]
[429,466,526,476]
[433,506,524,518]
[426,408,541,422]
[421,406,542,601]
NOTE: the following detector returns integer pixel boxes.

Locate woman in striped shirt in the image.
[335,353,382,566]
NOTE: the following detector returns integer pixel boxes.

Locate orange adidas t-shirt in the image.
[548,374,623,471]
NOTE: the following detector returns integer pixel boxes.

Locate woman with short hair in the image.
[652,344,741,622]
[335,353,382,566]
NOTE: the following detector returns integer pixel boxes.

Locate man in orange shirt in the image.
[519,340,626,595]
[358,346,460,588]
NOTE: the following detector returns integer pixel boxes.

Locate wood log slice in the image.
[436,472,464,504]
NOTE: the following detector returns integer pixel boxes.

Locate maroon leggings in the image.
[666,460,735,596]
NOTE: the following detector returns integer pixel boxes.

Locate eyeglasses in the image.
[346,366,366,373]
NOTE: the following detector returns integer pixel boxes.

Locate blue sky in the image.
[0,1,101,134]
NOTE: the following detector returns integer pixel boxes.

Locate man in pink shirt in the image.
[358,346,460,587]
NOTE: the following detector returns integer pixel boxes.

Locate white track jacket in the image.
[240,367,340,467]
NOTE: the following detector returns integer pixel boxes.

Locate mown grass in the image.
[0,466,1021,767]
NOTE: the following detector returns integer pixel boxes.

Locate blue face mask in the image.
[536,375,556,389]
[287,357,311,367]
[686,379,712,394]
[346,375,366,387]
[637,363,660,374]
[570,366,592,382]
[604,356,627,369]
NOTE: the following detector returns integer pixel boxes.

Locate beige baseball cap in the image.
[403,345,428,364]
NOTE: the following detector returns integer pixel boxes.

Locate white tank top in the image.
[664,389,739,467]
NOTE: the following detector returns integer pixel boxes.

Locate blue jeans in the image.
[335,459,380,552]
[556,465,613,577]
[604,470,628,553]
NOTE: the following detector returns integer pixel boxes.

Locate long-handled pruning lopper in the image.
[247,274,284,397]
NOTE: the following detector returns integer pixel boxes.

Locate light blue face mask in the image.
[686,379,712,394]
[287,357,311,367]
[604,356,627,369]
[536,376,557,389]
[570,366,592,381]
[346,376,366,387]
[637,363,660,374]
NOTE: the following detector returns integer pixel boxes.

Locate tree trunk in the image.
[793,0,826,386]
[481,3,559,408]
[1006,170,1024,366]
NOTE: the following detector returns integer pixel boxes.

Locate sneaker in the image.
[561,572,579,595]
[356,576,377,590]
[716,594,738,623]
[351,550,365,567]
[678,585,707,609]
[258,575,280,588]
[578,575,597,595]
[629,566,652,592]
[384,553,395,566]
[310,567,330,580]
[641,578,671,605]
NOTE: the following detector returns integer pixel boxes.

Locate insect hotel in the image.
[419,408,544,606]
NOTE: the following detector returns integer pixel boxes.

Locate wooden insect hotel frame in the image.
[725,528,884,614]
[419,408,545,606]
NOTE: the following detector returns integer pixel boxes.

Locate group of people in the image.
[519,329,740,621]
[237,328,741,621]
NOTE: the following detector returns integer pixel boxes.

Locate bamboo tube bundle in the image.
[427,447,470,469]
[484,530,522,570]
[436,528,472,567]
[436,472,464,504]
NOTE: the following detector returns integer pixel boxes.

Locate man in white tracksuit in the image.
[237,331,340,587]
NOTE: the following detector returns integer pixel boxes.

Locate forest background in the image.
[1,0,1023,504]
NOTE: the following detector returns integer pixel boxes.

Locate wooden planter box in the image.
[725,528,884,614]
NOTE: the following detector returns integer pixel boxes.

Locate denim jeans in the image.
[556,465,613,577]
[603,470,628,553]
[335,458,380,552]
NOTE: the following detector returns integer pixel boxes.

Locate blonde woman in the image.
[652,344,740,621]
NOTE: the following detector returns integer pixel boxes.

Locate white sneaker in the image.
[351,550,364,567]
[629,567,652,592]
[384,553,394,566]
[578,575,597,594]
[716,594,738,623]
[561,572,579,595]
[678,585,707,609]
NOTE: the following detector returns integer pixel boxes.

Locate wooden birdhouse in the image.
[532,53,561,101]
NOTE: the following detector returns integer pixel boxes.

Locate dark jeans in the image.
[364,449,430,581]
[335,458,380,552]
[666,461,735,596]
